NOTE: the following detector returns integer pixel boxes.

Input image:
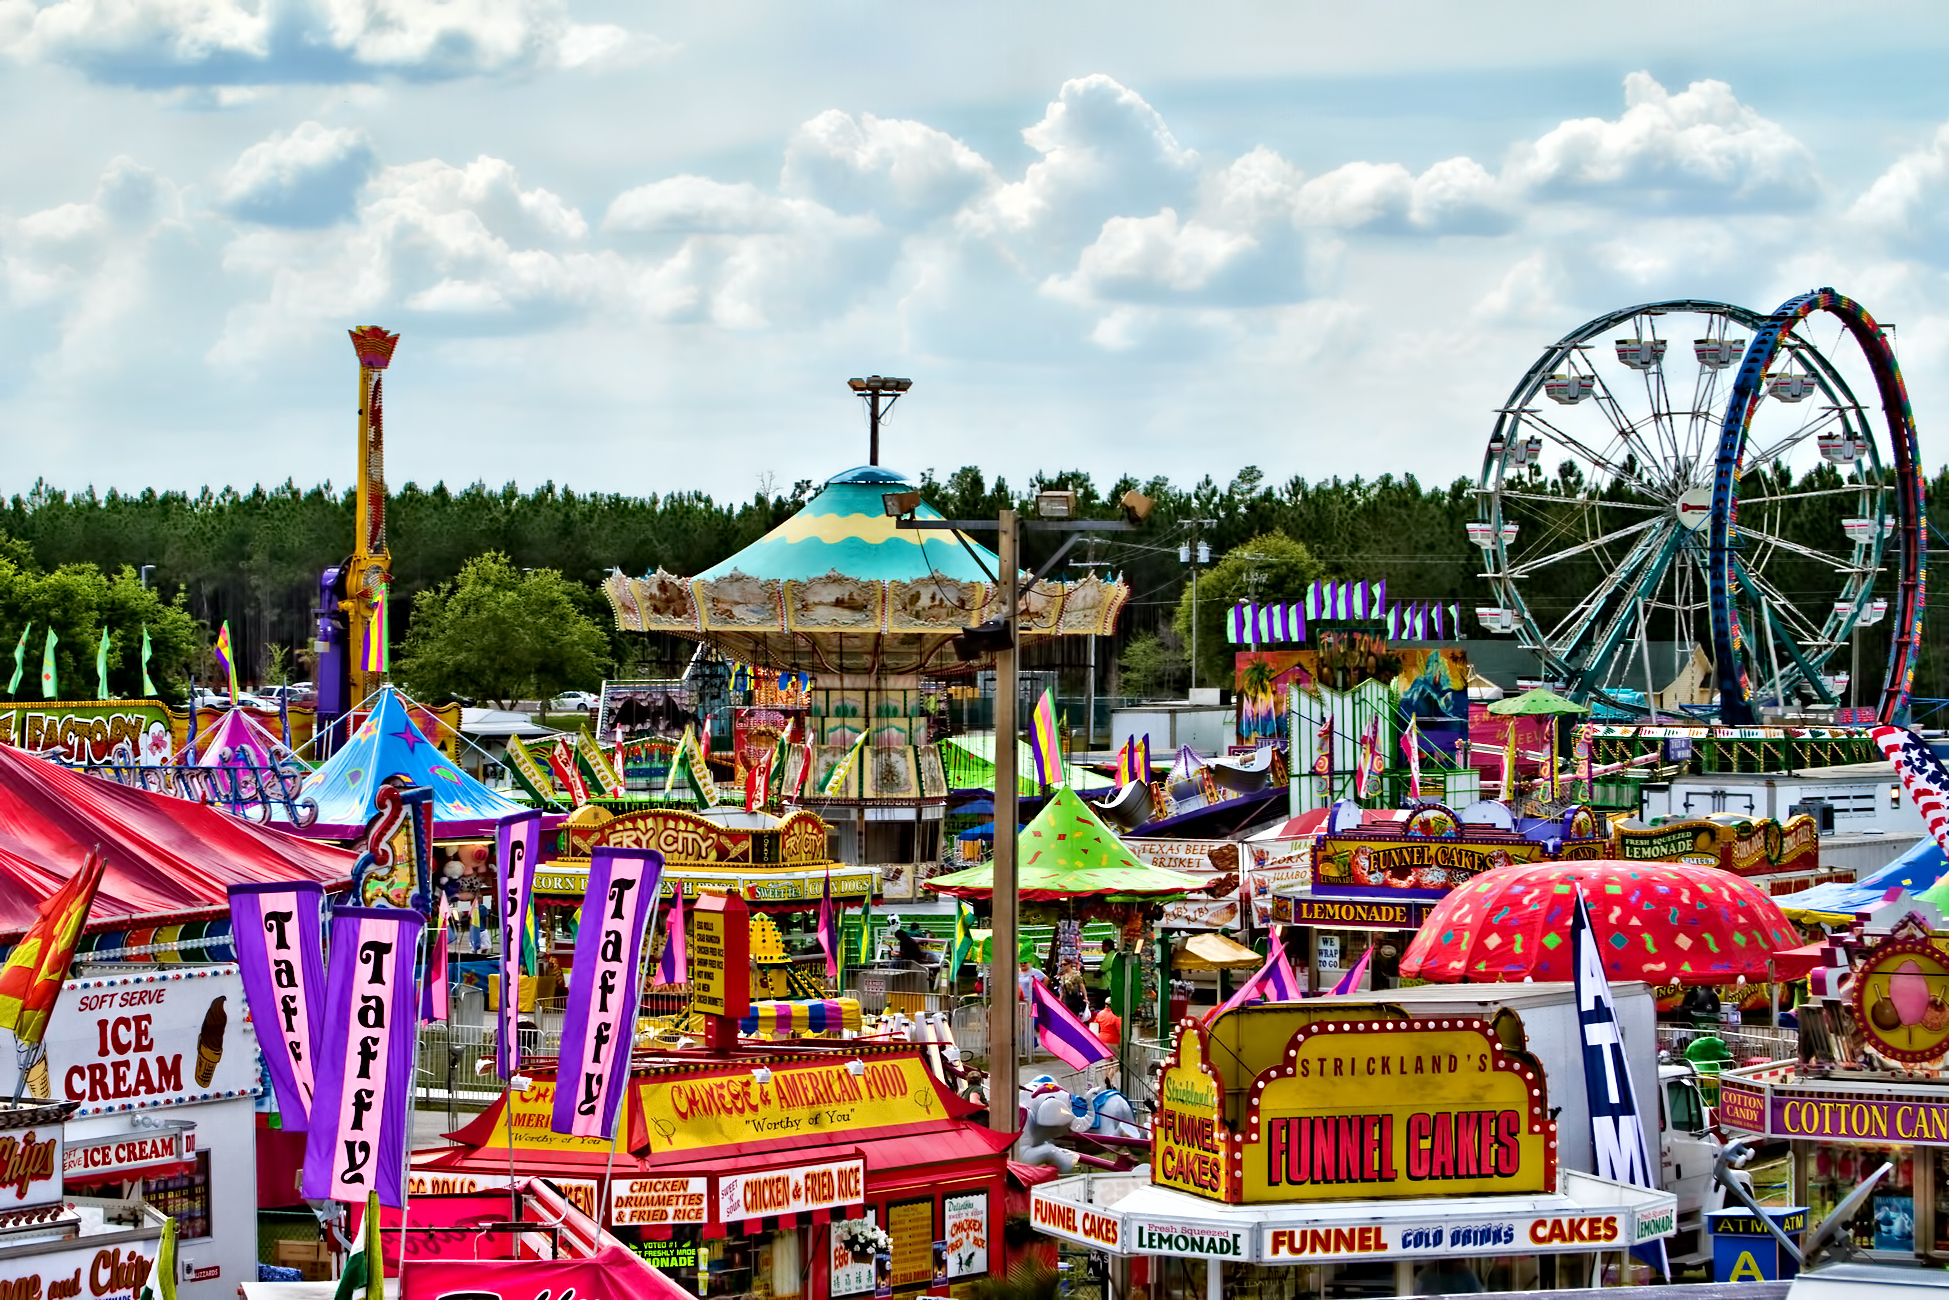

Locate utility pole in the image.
[990,509,1019,1128]
[1181,522,1214,689]
[890,493,1150,1136]
[1074,542,1110,752]
[848,375,912,465]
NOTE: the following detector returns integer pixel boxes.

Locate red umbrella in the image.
[1400,859,1799,986]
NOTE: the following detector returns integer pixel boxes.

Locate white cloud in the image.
[782,110,994,223]
[983,74,1200,251]
[0,0,657,85]
[221,122,378,226]
[1507,71,1819,210]
[1850,123,1949,254]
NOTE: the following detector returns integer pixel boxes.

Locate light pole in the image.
[139,565,156,590]
[848,376,912,465]
[892,490,1150,1134]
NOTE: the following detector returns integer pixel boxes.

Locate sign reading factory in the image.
[1154,1015,1556,1205]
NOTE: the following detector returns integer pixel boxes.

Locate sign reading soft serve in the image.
[1152,1013,1557,1205]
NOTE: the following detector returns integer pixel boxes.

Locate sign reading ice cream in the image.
[0,967,258,1116]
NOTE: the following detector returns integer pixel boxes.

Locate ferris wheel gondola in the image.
[1473,296,1925,723]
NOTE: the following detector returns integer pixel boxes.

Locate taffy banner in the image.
[551,847,663,1140]
[496,809,542,1079]
[228,882,326,1130]
[300,906,424,1207]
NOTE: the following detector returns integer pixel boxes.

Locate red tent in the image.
[0,744,356,937]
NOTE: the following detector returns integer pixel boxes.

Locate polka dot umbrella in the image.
[1399,859,1800,986]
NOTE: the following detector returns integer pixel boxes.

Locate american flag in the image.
[1872,725,1949,857]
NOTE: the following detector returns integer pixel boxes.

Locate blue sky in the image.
[4,1,1949,503]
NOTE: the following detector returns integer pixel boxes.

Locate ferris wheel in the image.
[1473,294,1926,724]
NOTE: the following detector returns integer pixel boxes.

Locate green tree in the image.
[395,552,610,708]
[1116,631,1186,700]
[0,541,201,702]
[1173,531,1325,688]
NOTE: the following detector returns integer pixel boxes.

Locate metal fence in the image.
[1656,1023,1797,1064]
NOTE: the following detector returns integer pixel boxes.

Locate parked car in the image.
[551,691,599,711]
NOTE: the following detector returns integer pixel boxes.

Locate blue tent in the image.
[1781,836,1949,923]
[290,687,530,838]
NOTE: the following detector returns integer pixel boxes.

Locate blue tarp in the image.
[1781,836,1949,921]
[291,686,530,837]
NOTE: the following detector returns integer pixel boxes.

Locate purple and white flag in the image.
[1211,940,1305,1020]
[552,847,664,1139]
[1029,980,1111,1072]
[1329,947,1373,995]
[300,906,424,1208]
[229,882,327,1130]
[495,809,541,1079]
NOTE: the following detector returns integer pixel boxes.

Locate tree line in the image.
[0,462,1942,708]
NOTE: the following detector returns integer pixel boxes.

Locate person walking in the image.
[1090,995,1122,1090]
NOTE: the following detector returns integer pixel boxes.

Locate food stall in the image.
[0,966,261,1300]
[413,1043,1012,1300]
[1029,1001,1676,1297]
[1720,910,1949,1260]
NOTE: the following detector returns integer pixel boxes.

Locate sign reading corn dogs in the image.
[0,966,259,1117]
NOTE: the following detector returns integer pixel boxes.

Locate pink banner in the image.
[227,882,326,1131]
[496,809,541,1078]
[300,906,424,1207]
[551,847,663,1139]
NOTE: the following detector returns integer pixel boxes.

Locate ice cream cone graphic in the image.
[22,1056,48,1099]
[195,996,227,1087]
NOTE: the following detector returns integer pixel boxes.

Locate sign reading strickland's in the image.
[1153,1012,1557,1205]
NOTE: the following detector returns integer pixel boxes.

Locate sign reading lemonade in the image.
[1151,1011,1556,1206]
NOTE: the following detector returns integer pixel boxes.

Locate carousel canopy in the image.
[0,743,355,936]
[291,686,528,838]
[183,707,291,768]
[939,734,1116,793]
[1400,859,1798,986]
[603,465,1129,675]
[1487,687,1588,717]
[926,783,1203,902]
[1176,931,1262,970]
[1780,836,1948,923]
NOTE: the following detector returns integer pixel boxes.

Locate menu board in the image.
[888,1198,934,1290]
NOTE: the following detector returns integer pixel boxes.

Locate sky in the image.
[6,2,1949,505]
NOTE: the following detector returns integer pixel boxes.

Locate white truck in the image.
[1325,981,1739,1269]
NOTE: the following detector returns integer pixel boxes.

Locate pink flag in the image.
[300,907,424,1207]
[1330,947,1373,996]
[552,847,664,1139]
[1029,980,1111,1072]
[422,895,450,1024]
[657,884,687,986]
[818,870,838,980]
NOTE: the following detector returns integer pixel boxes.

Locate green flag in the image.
[948,899,975,982]
[95,627,110,700]
[7,624,27,697]
[140,626,156,697]
[39,627,57,700]
[334,1191,382,1300]
[136,1215,176,1300]
[858,893,873,965]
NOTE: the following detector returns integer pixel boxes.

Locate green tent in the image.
[924,784,1203,902]
[1486,687,1588,717]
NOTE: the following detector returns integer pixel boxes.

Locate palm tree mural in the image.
[1239,654,1278,739]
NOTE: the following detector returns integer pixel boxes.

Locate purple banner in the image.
[228,882,327,1131]
[495,809,541,1079]
[551,847,663,1139]
[300,907,424,1207]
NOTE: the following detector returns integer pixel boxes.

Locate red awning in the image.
[1770,941,1828,981]
[0,744,357,937]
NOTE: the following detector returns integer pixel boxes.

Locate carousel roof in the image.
[697,466,1000,584]
[603,465,1129,675]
